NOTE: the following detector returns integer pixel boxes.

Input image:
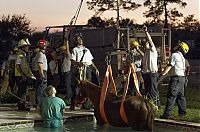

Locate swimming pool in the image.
[8,117,186,132]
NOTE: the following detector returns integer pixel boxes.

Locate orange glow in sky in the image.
[0,0,199,31]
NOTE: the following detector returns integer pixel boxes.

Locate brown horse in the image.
[77,80,157,131]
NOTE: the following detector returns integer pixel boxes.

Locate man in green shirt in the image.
[39,85,66,128]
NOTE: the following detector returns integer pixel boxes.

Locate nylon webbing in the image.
[120,63,142,124]
[100,65,117,124]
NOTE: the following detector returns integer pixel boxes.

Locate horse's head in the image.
[76,80,90,104]
[76,80,101,105]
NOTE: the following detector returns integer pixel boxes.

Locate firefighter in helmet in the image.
[59,42,72,104]
[35,39,48,106]
[160,41,189,119]
[15,38,36,110]
[127,40,145,96]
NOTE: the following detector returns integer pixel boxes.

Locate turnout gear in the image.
[179,42,189,54]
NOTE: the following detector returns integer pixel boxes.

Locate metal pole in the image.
[168,29,171,56]
[116,0,120,49]
[116,0,121,70]
[162,28,166,64]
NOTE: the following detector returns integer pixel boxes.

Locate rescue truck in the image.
[44,25,171,81]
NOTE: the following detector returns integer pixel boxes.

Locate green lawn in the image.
[157,83,200,123]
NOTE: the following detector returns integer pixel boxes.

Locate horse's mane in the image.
[78,80,117,100]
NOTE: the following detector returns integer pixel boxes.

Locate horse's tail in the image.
[145,99,156,131]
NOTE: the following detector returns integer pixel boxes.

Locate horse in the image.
[77,80,157,131]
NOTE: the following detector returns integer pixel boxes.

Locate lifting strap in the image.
[100,65,117,124]
[130,63,142,96]
[120,63,142,124]
[100,63,142,125]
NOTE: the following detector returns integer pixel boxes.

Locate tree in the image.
[143,0,187,27]
[180,15,200,30]
[0,14,32,42]
[87,16,109,27]
[168,8,183,27]
[119,18,136,27]
[86,0,141,19]
[87,16,137,28]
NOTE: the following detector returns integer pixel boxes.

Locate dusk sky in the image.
[0,0,199,31]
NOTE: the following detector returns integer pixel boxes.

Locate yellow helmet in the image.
[59,41,69,51]
[179,42,189,54]
[132,41,140,47]
[59,45,67,51]
[18,38,31,47]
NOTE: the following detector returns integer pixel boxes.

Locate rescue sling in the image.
[100,63,142,124]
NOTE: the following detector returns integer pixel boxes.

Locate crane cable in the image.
[69,0,83,26]
[64,0,83,42]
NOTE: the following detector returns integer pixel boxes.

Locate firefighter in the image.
[48,50,59,88]
[128,40,145,96]
[0,55,10,95]
[70,33,99,110]
[160,42,189,119]
[136,26,160,108]
[15,38,36,110]
[35,39,48,106]
[8,47,19,93]
[59,42,72,105]
[32,47,40,76]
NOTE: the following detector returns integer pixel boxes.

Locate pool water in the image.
[9,118,184,132]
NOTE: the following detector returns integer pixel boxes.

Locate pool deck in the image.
[0,103,94,131]
[0,104,200,131]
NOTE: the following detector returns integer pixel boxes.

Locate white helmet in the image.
[18,38,31,47]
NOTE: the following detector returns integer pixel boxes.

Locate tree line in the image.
[0,0,200,44]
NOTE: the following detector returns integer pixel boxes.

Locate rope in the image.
[6,90,27,103]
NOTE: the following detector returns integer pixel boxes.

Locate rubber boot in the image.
[70,99,75,111]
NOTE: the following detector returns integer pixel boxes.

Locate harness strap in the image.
[120,65,131,124]
[130,63,142,96]
[100,65,117,124]
[108,65,117,96]
[100,67,109,124]
[120,63,142,124]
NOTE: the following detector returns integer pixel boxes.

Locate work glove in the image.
[42,77,47,83]
[143,25,148,32]
[30,76,36,80]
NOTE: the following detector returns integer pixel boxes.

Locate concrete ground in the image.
[0,104,93,131]
[0,103,200,131]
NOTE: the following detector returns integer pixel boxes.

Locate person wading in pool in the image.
[39,85,66,128]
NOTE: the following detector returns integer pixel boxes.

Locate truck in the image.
[44,25,171,82]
